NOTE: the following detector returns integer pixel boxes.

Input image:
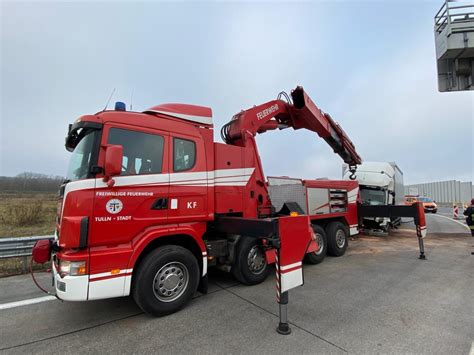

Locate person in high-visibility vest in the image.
[463,199,474,255]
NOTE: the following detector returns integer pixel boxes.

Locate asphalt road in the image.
[402,212,470,234]
[0,214,472,354]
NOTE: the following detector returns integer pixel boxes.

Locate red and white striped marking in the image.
[416,225,427,238]
[275,252,281,302]
[453,205,459,219]
[89,268,133,282]
[276,251,303,298]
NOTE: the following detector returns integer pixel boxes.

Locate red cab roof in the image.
[144,103,212,126]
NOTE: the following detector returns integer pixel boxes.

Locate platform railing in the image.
[434,0,474,34]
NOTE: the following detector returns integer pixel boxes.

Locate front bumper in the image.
[53,262,88,301]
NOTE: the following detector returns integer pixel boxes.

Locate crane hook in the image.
[348,165,357,180]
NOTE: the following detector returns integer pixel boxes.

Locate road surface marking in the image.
[0,295,56,310]
[430,213,470,231]
[470,341,474,355]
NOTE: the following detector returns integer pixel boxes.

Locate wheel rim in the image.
[247,245,266,275]
[335,229,346,248]
[152,262,189,303]
[314,233,324,255]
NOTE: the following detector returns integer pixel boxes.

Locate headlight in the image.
[59,260,86,277]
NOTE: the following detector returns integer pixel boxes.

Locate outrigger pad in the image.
[277,202,305,216]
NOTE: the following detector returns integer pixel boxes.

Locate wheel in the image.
[132,245,199,317]
[432,209,437,214]
[326,221,349,257]
[304,225,327,264]
[232,237,270,285]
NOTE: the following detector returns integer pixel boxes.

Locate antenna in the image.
[130,89,134,111]
[103,88,116,111]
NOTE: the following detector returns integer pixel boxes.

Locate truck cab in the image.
[343,161,404,231]
[55,103,215,305]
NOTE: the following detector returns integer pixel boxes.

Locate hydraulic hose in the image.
[30,258,58,298]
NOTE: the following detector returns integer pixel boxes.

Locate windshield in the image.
[66,130,98,181]
[360,188,387,205]
[418,197,433,202]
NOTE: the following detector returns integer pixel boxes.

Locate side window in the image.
[107,128,164,175]
[173,138,196,172]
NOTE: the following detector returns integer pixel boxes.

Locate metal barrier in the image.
[0,235,53,259]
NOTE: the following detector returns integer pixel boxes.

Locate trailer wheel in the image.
[326,221,349,257]
[232,237,270,285]
[304,225,327,264]
[132,245,199,317]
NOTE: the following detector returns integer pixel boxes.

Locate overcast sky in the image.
[1,0,473,185]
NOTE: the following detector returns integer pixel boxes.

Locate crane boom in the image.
[221,86,362,167]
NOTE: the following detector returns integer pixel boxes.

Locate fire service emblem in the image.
[106,199,123,214]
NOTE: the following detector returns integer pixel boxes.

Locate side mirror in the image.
[104,145,123,183]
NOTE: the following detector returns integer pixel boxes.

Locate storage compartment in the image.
[329,189,348,213]
[307,188,348,215]
[268,177,307,214]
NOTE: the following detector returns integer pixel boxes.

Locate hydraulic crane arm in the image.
[221,86,362,169]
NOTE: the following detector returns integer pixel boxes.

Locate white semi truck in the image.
[343,161,404,231]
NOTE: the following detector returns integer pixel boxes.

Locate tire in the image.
[326,221,349,257]
[232,237,270,285]
[132,245,199,317]
[304,225,327,264]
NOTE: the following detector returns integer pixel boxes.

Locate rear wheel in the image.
[132,245,199,317]
[326,221,349,257]
[304,225,327,264]
[232,237,270,285]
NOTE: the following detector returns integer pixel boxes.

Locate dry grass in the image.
[0,192,57,238]
[0,257,51,277]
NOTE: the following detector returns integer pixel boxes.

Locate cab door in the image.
[90,124,170,248]
[167,133,209,223]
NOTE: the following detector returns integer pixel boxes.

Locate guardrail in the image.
[0,235,53,259]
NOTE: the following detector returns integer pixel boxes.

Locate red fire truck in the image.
[32,86,426,319]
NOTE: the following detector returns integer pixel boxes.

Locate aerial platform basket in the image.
[434,0,474,92]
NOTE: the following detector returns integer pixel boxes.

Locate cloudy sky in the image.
[1,0,473,184]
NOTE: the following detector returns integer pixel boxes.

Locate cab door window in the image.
[173,138,196,172]
[107,128,164,175]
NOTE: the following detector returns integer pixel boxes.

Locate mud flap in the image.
[197,275,208,294]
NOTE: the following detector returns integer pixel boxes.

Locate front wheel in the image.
[232,237,270,285]
[326,221,349,257]
[304,225,327,264]
[132,245,199,317]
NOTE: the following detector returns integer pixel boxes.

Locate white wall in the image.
[404,180,473,205]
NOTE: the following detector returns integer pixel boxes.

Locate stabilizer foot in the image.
[276,323,291,335]
[419,254,426,260]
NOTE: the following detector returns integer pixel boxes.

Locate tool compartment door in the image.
[307,188,330,215]
[267,177,307,214]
